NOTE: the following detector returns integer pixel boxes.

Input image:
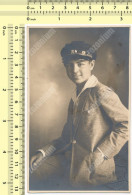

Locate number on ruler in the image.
[15,149,18,154]
[15,51,18,54]
[15,186,19,191]
[15,26,18,35]
[76,6,79,9]
[15,174,18,179]
[89,17,92,21]
[15,162,18,166]
[3,26,6,36]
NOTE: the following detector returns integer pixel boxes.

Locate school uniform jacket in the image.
[42,75,128,186]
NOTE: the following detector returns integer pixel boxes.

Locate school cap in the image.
[61,41,96,65]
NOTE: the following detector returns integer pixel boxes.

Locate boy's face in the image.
[65,58,95,85]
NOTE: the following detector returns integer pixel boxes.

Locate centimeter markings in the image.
[27,0,132,3]
[26,0,132,21]
[0,0,131,4]
[0,0,132,21]
[2,25,25,195]
[19,25,25,195]
[8,24,14,195]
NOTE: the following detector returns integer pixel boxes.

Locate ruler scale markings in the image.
[8,24,14,195]
[0,23,25,195]
[0,1,132,20]
[18,25,25,195]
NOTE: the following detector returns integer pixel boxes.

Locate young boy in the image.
[30,41,128,190]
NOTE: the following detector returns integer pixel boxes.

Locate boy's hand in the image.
[91,150,104,168]
[86,150,105,174]
[30,152,43,172]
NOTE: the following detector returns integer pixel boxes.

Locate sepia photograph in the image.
[27,26,130,193]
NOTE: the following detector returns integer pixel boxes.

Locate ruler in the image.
[0,0,131,195]
[0,0,132,23]
[0,25,25,194]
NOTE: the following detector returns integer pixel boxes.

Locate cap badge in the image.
[70,49,92,58]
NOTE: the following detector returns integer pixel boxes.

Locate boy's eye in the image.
[78,62,84,66]
[66,61,85,67]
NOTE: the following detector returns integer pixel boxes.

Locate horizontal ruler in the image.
[0,0,132,22]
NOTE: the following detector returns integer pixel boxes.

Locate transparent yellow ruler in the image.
[0,0,131,195]
[0,25,25,195]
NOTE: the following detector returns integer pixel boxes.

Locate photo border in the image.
[25,24,131,194]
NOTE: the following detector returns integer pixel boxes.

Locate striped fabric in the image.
[43,145,56,157]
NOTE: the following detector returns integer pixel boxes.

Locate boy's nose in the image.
[73,64,79,73]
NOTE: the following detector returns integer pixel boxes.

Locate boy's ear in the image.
[90,60,95,71]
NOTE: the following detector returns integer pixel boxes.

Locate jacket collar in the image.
[71,75,98,103]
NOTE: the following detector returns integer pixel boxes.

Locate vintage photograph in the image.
[27,26,130,192]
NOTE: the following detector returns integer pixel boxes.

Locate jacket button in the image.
[72,140,76,144]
